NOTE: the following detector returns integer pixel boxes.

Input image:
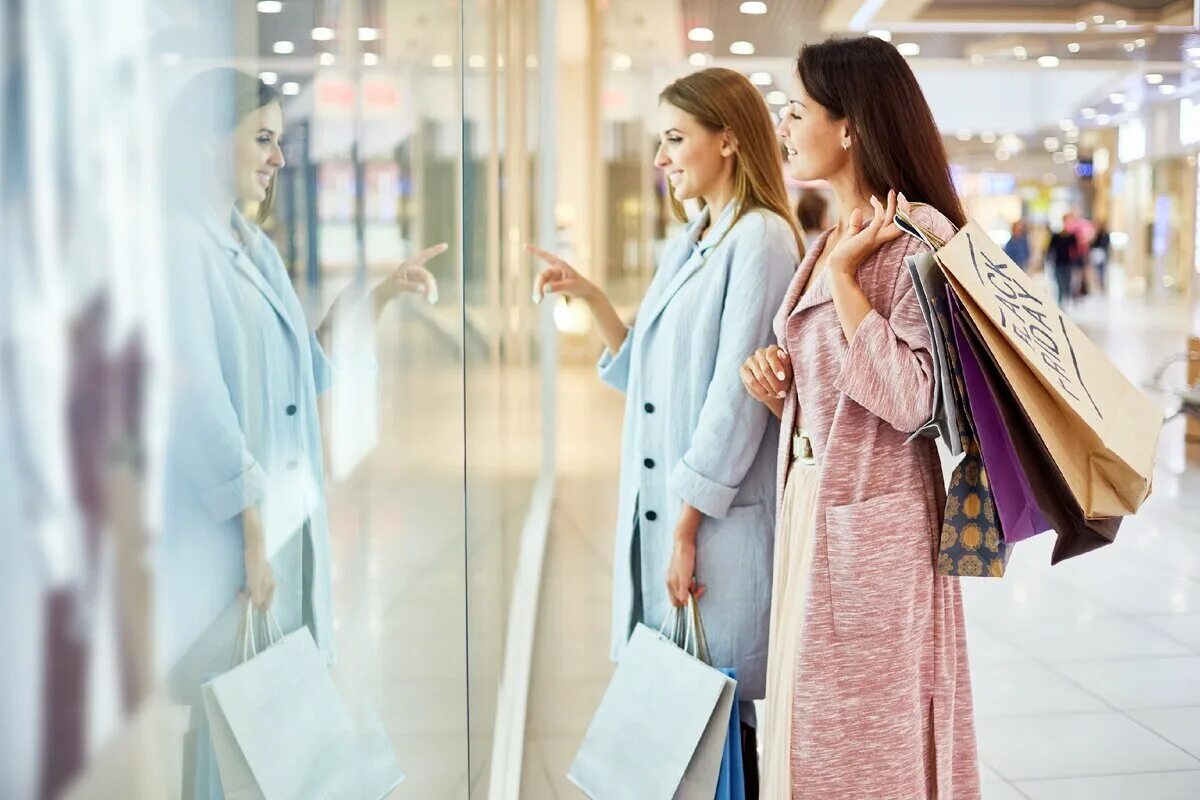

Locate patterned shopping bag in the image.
[931,287,1010,578]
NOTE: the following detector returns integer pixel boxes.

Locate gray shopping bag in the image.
[201,610,404,799]
[905,250,965,456]
[568,600,737,800]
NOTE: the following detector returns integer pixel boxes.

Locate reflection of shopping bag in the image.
[714,667,745,800]
[898,212,1162,518]
[569,598,737,799]
[201,606,404,799]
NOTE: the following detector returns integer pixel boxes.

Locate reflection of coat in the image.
[599,203,798,702]
[774,204,980,798]
[159,207,335,685]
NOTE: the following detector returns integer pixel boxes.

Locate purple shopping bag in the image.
[947,289,1051,543]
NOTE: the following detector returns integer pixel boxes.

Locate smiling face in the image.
[653,100,734,203]
[775,76,852,184]
[230,101,285,206]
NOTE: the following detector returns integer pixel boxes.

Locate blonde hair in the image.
[659,68,804,259]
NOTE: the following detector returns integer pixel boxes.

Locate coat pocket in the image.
[824,490,929,640]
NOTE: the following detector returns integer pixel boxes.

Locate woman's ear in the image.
[720,129,739,158]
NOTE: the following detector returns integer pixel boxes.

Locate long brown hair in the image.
[659,68,805,258]
[796,37,966,228]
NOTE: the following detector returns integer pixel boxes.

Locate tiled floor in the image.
[525,290,1200,799]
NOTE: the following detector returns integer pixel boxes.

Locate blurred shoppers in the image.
[1062,211,1093,299]
[1090,221,1111,292]
[530,68,802,796]
[157,69,443,796]
[1047,222,1081,307]
[744,36,979,799]
[1003,218,1031,271]
[796,188,830,251]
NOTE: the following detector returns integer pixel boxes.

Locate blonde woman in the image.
[530,68,802,795]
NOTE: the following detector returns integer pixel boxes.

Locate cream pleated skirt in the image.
[760,434,819,799]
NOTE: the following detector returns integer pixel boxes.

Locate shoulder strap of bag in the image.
[894,201,950,251]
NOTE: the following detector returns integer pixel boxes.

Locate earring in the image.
[842,141,850,151]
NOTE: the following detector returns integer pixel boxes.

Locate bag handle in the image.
[231,600,287,666]
[654,594,713,665]
[893,202,950,251]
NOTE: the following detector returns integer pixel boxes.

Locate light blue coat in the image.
[159,207,336,688]
[599,202,798,701]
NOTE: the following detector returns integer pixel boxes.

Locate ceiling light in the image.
[358,27,380,41]
[1135,38,1146,48]
[739,1,768,14]
[1146,73,1163,84]
[257,1,282,12]
[766,90,788,105]
[281,81,300,96]
[258,71,278,85]
[1124,42,1136,52]
[1115,19,1127,28]
[688,27,714,42]
[689,52,711,67]
[612,53,632,71]
[1001,133,1023,150]
[312,27,334,41]
[869,30,892,42]
[273,40,295,54]
[1109,92,1125,104]
[1059,119,1076,130]
[1160,84,1177,95]
[897,42,920,57]
[318,52,335,66]
[1189,47,1200,58]
[996,149,1011,161]
[1092,15,1105,24]
[1081,107,1096,119]
[1039,55,1060,67]
[956,129,972,141]
[1075,21,1087,31]
[1044,137,1060,150]
[730,41,756,55]
[981,131,997,144]
[364,52,379,66]
[469,54,486,69]
[750,71,772,86]
[1063,144,1078,156]
[1068,42,1081,53]
[1066,129,1080,142]
[970,53,985,66]
[1013,46,1027,60]
[1096,114,1111,125]
[431,54,452,69]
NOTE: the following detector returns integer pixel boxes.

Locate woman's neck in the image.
[827,167,874,233]
[700,181,736,238]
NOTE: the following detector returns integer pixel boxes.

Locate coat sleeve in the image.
[167,245,266,523]
[670,231,796,519]
[833,235,937,435]
[597,329,633,393]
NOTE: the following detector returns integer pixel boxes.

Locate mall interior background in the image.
[3,0,1200,798]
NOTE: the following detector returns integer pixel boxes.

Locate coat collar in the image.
[643,202,739,329]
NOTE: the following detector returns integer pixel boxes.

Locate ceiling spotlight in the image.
[956,129,972,141]
[1146,73,1163,84]
[1039,56,1060,68]
[1066,129,1080,142]
[1063,144,1078,156]
[1124,42,1136,52]
[1068,42,1081,53]
[431,53,452,69]
[897,42,920,57]
[750,71,772,86]
[1096,113,1111,125]
[766,90,788,105]
[1115,19,1127,28]
[1109,92,1125,104]
[1081,107,1096,119]
[1189,47,1200,58]
[688,52,711,67]
[1013,46,1028,60]
[981,131,997,144]
[273,40,295,54]
[730,41,756,55]
[1092,15,1105,24]
[1160,84,1177,95]
[468,54,486,69]
[318,52,335,66]
[739,1,768,14]
[358,27,380,41]
[1059,119,1076,131]
[688,27,714,42]
[257,1,282,12]
[612,53,632,71]
[312,27,334,41]
[363,52,379,66]
[1044,137,1060,151]
[1001,133,1023,150]
[1135,38,1146,48]
[869,30,892,42]
[258,71,278,85]
[996,149,1011,161]
[1075,21,1087,31]
[281,81,300,96]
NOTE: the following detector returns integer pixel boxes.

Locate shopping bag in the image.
[714,668,746,800]
[901,212,1162,518]
[929,289,1010,578]
[904,252,965,456]
[948,289,1051,544]
[568,598,737,800]
[201,607,404,799]
[949,293,1123,563]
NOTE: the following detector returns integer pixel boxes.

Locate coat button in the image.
[286,404,297,416]
[645,510,657,521]
[644,402,655,413]
[643,458,655,469]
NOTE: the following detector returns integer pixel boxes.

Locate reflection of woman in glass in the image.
[159,69,444,716]
[530,68,802,794]
[743,36,979,798]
